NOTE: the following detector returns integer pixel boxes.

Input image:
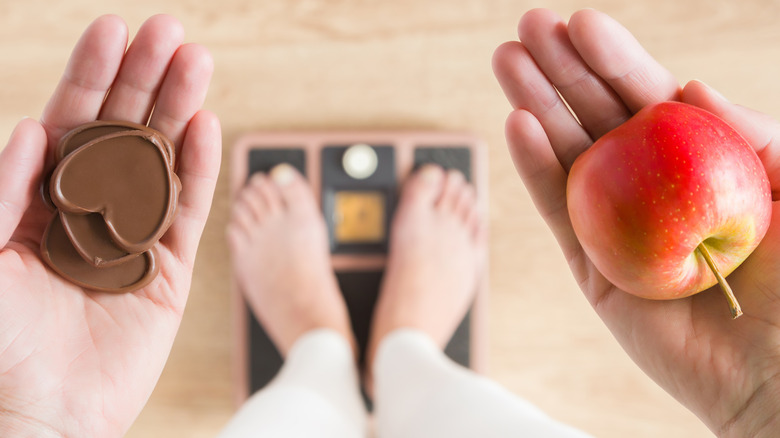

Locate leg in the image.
[367,165,591,438]
[222,164,367,438]
[375,330,592,438]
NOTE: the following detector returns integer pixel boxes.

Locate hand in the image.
[493,8,780,437]
[0,15,221,437]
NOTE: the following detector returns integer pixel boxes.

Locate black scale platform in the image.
[245,145,473,408]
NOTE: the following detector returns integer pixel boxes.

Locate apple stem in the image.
[696,243,743,319]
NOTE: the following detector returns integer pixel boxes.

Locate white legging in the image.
[218,329,591,438]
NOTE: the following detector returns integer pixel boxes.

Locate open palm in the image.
[0,15,221,437]
[493,9,780,436]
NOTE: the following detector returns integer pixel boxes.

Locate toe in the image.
[269,163,317,213]
[473,219,488,266]
[437,169,466,212]
[469,204,485,244]
[227,201,252,248]
[255,171,283,214]
[453,184,477,224]
[400,164,445,208]
[241,174,269,222]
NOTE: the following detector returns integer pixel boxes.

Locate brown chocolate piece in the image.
[42,121,175,212]
[40,168,55,210]
[40,120,179,293]
[41,214,159,292]
[56,120,175,167]
[51,130,180,254]
[60,212,137,267]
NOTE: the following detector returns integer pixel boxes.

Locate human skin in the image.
[0,14,221,437]
[493,8,780,437]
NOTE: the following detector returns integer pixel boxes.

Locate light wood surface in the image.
[3,1,780,436]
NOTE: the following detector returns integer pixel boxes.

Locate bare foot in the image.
[227,164,355,357]
[365,165,486,386]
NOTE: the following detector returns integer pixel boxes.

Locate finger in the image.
[504,109,585,278]
[40,15,128,148]
[0,119,48,247]
[493,41,592,171]
[160,110,221,267]
[99,15,185,124]
[148,44,214,150]
[518,8,630,138]
[682,80,780,199]
[567,9,681,113]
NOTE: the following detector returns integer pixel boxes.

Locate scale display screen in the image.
[333,190,386,243]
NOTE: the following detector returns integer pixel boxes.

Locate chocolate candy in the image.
[40,121,181,292]
[41,214,159,292]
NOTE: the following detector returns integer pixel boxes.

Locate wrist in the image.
[718,374,780,438]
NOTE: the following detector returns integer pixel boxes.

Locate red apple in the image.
[567,101,772,318]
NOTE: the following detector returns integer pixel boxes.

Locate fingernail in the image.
[10,117,32,137]
[270,163,296,186]
[697,79,730,103]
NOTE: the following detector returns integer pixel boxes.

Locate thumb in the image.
[682,80,780,200]
[0,118,48,247]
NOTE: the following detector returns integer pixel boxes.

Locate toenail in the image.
[419,165,443,184]
[248,173,265,186]
[446,168,464,181]
[270,163,296,186]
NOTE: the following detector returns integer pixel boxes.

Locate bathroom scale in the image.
[230,131,489,407]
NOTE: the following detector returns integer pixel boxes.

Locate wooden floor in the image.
[3,1,780,436]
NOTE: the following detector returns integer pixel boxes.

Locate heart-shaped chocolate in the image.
[50,130,180,254]
[41,214,159,292]
[59,211,140,267]
[56,120,175,166]
[41,121,176,213]
[40,121,180,292]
